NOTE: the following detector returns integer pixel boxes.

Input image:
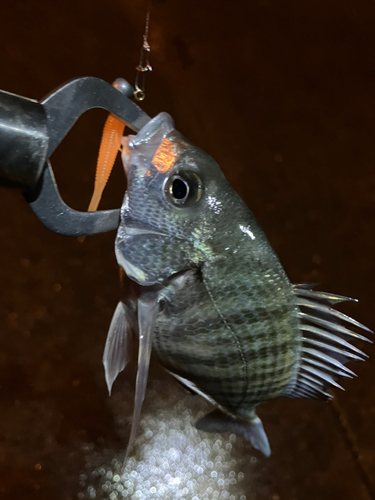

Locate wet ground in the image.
[0,0,374,499]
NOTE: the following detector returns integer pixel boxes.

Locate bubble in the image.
[88,486,97,499]
[168,448,181,462]
[136,462,145,472]
[168,477,181,486]
[78,381,247,499]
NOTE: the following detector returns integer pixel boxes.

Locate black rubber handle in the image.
[0,90,48,191]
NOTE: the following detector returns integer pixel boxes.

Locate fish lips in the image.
[121,112,175,176]
[120,219,168,239]
[116,215,170,247]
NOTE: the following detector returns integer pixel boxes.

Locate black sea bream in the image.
[102,112,371,459]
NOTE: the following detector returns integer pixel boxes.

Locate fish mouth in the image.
[130,112,175,147]
[121,218,168,238]
[123,226,168,238]
[121,112,175,175]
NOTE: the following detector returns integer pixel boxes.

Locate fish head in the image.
[116,112,250,286]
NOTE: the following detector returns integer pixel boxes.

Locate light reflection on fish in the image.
[101,112,372,460]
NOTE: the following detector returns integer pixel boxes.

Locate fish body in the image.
[103,112,371,458]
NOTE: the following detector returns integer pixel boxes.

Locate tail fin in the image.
[195,408,271,457]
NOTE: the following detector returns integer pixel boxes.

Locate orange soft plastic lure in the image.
[88,114,125,212]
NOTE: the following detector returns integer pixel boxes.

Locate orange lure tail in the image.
[88,114,125,212]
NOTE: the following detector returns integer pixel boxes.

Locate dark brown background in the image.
[0,0,374,499]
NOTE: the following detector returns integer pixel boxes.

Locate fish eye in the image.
[164,170,203,207]
[172,176,189,200]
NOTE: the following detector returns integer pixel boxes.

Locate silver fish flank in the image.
[102,112,372,459]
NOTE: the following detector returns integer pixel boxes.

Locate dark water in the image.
[0,1,374,499]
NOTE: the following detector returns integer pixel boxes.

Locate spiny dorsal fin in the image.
[285,284,372,401]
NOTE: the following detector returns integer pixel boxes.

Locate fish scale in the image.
[101,111,371,460]
[202,251,301,410]
[154,276,246,409]
[152,249,301,415]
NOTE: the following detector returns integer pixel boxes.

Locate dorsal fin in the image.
[285,284,372,401]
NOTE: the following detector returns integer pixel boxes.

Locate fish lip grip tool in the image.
[0,76,151,236]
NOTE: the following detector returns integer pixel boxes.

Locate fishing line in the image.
[134,1,152,101]
[80,2,152,238]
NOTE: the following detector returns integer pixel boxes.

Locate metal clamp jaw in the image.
[0,77,151,236]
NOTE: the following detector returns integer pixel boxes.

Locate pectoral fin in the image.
[103,301,133,395]
[123,293,159,466]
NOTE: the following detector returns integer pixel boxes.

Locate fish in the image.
[100,111,372,460]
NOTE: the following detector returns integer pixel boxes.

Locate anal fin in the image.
[168,371,217,405]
